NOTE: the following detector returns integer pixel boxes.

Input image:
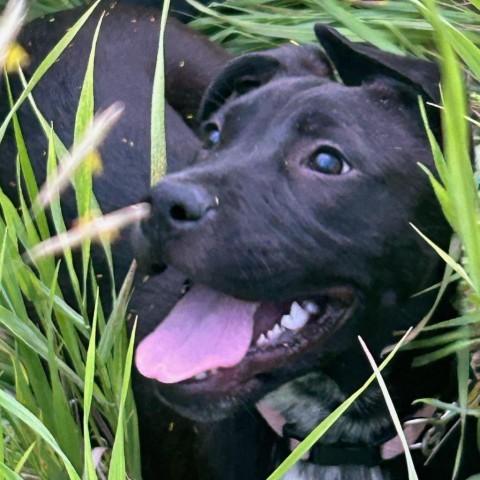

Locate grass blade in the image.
[107,320,137,480]
[73,12,105,301]
[410,223,476,293]
[268,328,412,479]
[0,389,81,480]
[359,336,418,480]
[83,293,99,480]
[150,0,170,185]
[27,203,149,262]
[0,464,22,480]
[97,261,136,364]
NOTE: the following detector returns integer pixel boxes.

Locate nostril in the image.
[170,204,191,221]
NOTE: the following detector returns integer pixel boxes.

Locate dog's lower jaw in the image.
[151,387,239,422]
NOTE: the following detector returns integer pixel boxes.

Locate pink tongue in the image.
[135,285,257,383]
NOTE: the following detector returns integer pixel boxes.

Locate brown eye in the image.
[307,149,351,175]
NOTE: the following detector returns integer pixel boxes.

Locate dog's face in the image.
[133,26,451,421]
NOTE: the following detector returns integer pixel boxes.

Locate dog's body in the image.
[0,3,475,480]
[132,25,468,480]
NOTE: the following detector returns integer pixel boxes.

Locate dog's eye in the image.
[203,123,221,148]
[308,149,351,175]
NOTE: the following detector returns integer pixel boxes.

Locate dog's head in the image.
[132,26,450,421]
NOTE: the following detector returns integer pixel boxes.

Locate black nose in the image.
[148,181,215,229]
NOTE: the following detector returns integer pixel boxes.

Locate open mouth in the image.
[135,283,356,404]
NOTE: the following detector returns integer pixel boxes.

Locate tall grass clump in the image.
[0,0,145,477]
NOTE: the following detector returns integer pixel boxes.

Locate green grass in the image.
[0,1,142,477]
[1,0,480,478]
[188,0,480,57]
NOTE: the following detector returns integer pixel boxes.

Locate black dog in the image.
[0,3,472,479]
[131,26,474,480]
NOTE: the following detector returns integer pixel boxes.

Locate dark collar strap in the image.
[258,402,436,468]
[309,443,382,467]
[282,423,395,467]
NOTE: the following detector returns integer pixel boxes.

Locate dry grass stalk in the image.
[32,102,124,213]
[27,202,150,261]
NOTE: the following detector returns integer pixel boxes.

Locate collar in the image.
[256,401,436,467]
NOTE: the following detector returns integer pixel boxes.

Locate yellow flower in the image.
[4,42,29,72]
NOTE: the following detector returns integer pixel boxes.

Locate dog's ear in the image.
[314,25,440,106]
[200,45,332,121]
[200,54,281,121]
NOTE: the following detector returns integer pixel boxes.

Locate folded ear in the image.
[199,45,332,121]
[314,25,440,106]
[200,54,281,121]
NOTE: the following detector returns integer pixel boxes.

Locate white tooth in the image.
[267,324,282,341]
[256,333,268,347]
[194,372,208,380]
[281,314,298,330]
[281,303,309,330]
[303,301,319,315]
[290,301,310,323]
[273,324,283,335]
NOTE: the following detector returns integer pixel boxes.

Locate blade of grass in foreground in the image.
[83,293,100,480]
[107,320,137,480]
[410,224,475,293]
[359,336,418,480]
[98,260,136,364]
[151,0,171,185]
[452,346,470,478]
[0,464,22,480]
[268,328,412,479]
[18,81,119,301]
[45,267,83,472]
[13,442,35,475]
[411,2,480,473]
[0,389,81,480]
[73,12,105,302]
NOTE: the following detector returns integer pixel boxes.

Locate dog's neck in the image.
[257,371,430,480]
[258,371,393,445]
